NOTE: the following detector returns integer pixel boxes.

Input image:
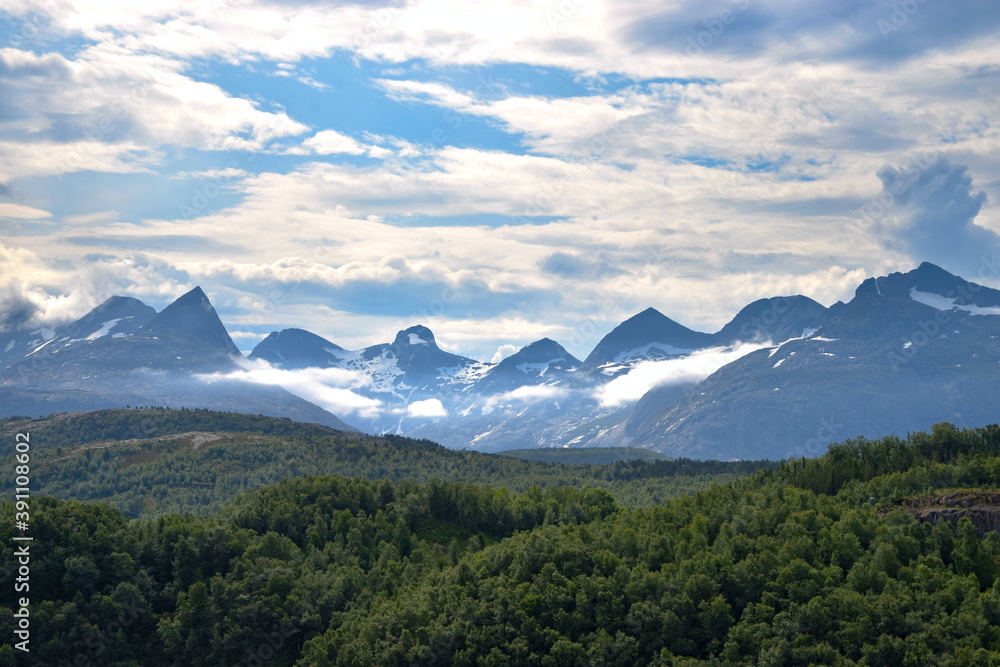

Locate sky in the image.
[2,0,1000,363]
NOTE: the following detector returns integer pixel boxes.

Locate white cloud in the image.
[491,344,518,363]
[0,46,308,180]
[375,78,652,154]
[196,358,384,418]
[406,398,447,418]
[482,384,568,414]
[596,342,768,408]
[0,244,188,328]
[2,0,999,363]
[0,139,158,183]
[283,130,385,157]
[0,203,51,219]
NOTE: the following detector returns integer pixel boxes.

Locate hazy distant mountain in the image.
[249,328,349,369]
[623,262,1000,459]
[713,295,828,345]
[5,262,993,459]
[0,287,358,431]
[0,295,155,370]
[473,338,581,394]
[578,307,715,377]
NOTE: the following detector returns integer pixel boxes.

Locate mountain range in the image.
[1,262,997,459]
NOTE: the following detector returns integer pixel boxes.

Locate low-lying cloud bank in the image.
[595,342,768,408]
[196,359,383,419]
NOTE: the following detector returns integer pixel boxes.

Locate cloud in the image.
[406,398,447,418]
[867,157,995,274]
[0,244,193,328]
[540,252,621,279]
[283,130,383,156]
[0,282,41,333]
[491,344,518,363]
[595,342,767,407]
[0,47,308,180]
[482,384,568,414]
[196,358,383,418]
[0,203,51,219]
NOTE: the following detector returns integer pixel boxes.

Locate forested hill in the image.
[496,447,670,465]
[0,408,769,517]
[2,421,1000,664]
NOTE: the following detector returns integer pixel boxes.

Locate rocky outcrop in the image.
[885,492,1000,538]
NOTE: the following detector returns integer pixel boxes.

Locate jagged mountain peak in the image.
[139,286,240,356]
[852,262,1000,310]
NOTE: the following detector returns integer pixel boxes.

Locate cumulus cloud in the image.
[196,358,383,418]
[406,398,447,418]
[0,282,41,333]
[867,158,995,274]
[0,47,308,180]
[491,344,518,363]
[595,342,767,407]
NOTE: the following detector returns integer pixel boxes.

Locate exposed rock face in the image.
[886,492,1000,538]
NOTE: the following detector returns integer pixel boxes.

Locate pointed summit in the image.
[581,307,714,371]
[140,287,240,356]
[474,337,580,394]
[498,338,580,369]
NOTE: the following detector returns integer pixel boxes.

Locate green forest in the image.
[0,409,768,516]
[2,411,1000,665]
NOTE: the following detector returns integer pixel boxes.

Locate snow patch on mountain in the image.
[613,342,692,363]
[85,318,126,341]
[437,361,493,386]
[516,361,558,375]
[344,352,406,396]
[910,287,1000,315]
[408,333,429,345]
